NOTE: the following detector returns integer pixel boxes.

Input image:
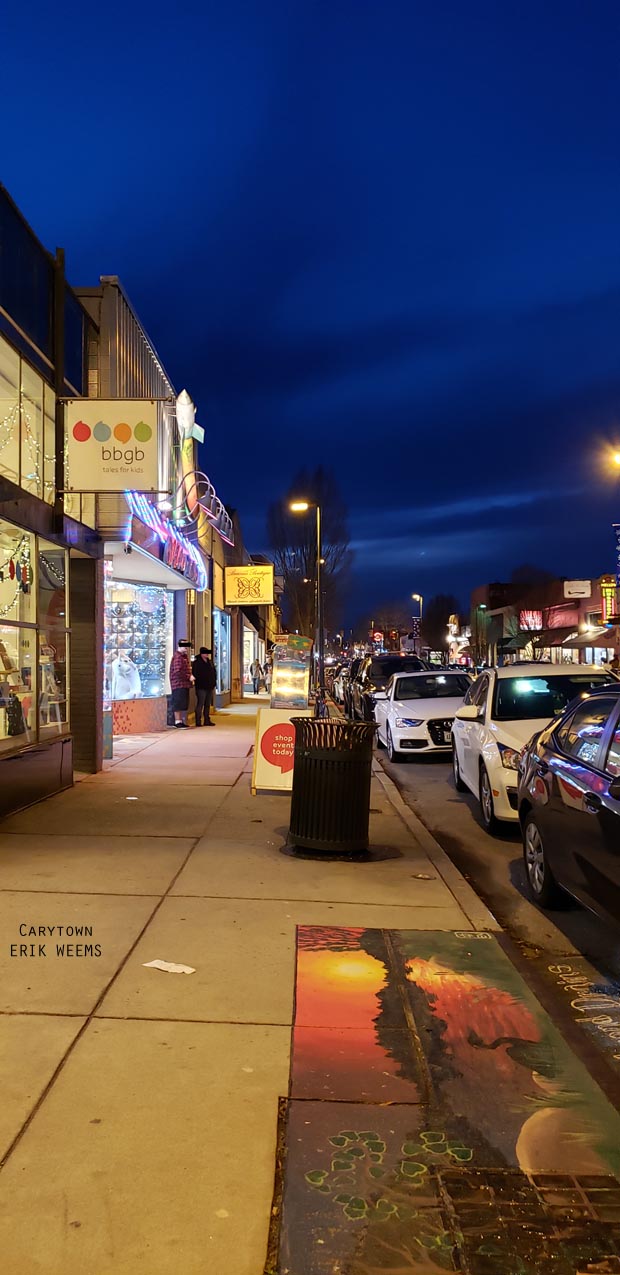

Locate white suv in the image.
[451,663,614,832]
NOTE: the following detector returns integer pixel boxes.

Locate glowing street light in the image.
[289,499,325,707]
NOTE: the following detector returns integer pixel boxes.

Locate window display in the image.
[39,626,69,735]
[0,625,36,752]
[213,608,230,694]
[104,575,173,701]
[0,521,35,625]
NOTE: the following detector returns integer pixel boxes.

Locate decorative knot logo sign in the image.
[235,576,263,599]
[65,400,159,493]
[260,722,295,773]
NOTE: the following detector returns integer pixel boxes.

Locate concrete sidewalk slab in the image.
[0,1014,86,1160]
[0,835,195,894]
[0,892,158,1014]
[0,785,230,837]
[171,835,461,909]
[89,765,245,787]
[96,895,470,1026]
[0,1019,290,1275]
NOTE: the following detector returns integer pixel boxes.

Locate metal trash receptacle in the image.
[288,718,376,853]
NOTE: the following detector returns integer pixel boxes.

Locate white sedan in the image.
[452,663,615,832]
[374,670,473,761]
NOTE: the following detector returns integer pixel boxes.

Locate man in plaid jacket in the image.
[169,640,194,728]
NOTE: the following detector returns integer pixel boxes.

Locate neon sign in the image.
[126,491,207,590]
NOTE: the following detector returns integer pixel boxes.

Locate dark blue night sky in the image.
[4,1,620,620]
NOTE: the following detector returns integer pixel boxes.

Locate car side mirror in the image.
[609,776,620,801]
[373,690,387,701]
[455,705,482,722]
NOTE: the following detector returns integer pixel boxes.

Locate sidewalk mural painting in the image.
[271,927,620,1275]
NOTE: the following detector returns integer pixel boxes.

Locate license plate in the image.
[443,731,452,744]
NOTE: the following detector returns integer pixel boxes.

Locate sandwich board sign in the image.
[251,707,312,794]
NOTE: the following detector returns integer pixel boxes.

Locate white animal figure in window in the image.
[111,654,142,700]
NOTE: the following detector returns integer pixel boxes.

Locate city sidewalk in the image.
[0,706,618,1275]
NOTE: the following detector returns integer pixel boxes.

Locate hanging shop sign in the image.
[601,575,618,624]
[563,580,591,600]
[65,400,160,492]
[251,707,313,794]
[126,491,207,590]
[224,564,275,606]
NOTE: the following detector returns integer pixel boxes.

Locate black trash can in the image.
[288,718,376,853]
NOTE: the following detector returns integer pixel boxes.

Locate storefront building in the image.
[472,577,620,667]
[0,187,101,816]
[76,282,235,735]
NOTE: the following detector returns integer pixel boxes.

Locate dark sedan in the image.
[349,653,430,721]
[518,681,620,924]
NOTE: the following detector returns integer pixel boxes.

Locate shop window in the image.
[39,541,68,628]
[21,361,43,499]
[104,576,173,700]
[0,625,36,752]
[0,338,20,486]
[43,385,56,506]
[213,609,230,694]
[39,626,69,736]
[0,521,36,625]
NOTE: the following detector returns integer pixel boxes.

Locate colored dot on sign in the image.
[72,421,91,442]
[93,421,111,442]
[134,421,152,442]
[114,422,131,443]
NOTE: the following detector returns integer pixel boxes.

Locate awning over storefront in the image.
[563,626,620,649]
[497,634,531,650]
[103,540,191,590]
[532,627,579,648]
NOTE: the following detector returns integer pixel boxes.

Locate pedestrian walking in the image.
[263,656,273,694]
[169,639,194,728]
[250,657,263,694]
[192,647,217,725]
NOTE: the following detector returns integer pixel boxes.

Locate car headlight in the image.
[395,717,423,727]
[497,743,521,770]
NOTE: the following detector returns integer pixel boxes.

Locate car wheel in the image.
[479,762,499,833]
[387,725,397,762]
[523,812,561,907]
[452,742,467,791]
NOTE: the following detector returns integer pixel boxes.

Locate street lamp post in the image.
[290,500,325,710]
[412,593,423,655]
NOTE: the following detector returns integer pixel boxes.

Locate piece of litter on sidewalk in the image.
[215,1209,229,1219]
[143,959,196,974]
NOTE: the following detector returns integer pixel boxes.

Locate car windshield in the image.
[493,673,613,722]
[395,674,471,700]
[370,657,425,687]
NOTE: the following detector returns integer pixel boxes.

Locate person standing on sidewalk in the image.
[169,639,194,728]
[192,647,217,725]
[250,657,263,695]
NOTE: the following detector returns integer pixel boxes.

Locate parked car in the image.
[375,670,472,761]
[332,663,349,704]
[349,653,430,722]
[518,681,620,923]
[342,657,363,716]
[451,664,615,833]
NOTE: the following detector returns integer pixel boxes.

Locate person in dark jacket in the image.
[192,647,217,725]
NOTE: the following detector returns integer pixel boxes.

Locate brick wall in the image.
[70,557,103,772]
